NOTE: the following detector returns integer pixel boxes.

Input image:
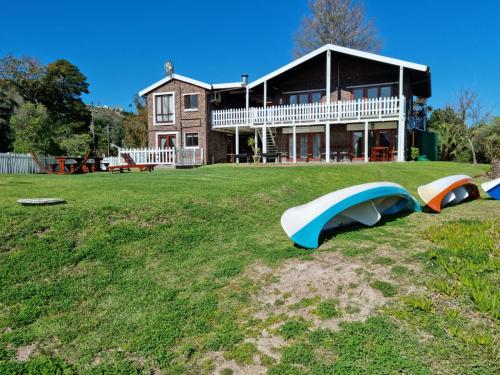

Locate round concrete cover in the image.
[17,198,65,206]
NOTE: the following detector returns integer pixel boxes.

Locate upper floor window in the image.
[155,93,174,124]
[184,94,199,111]
[285,90,324,105]
[350,84,395,100]
[185,132,199,148]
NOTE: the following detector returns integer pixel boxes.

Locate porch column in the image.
[245,86,250,124]
[325,50,331,163]
[254,128,258,159]
[263,81,267,164]
[235,126,240,164]
[293,124,297,163]
[325,122,330,162]
[326,49,331,103]
[364,121,369,163]
[397,66,405,162]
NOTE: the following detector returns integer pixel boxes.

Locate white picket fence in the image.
[105,147,204,167]
[0,153,53,174]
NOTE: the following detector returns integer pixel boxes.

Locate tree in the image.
[59,133,92,156]
[294,0,382,57]
[123,96,148,148]
[427,107,463,161]
[92,105,125,156]
[0,83,21,152]
[476,117,500,163]
[9,102,53,154]
[40,59,91,130]
[455,90,490,165]
[0,56,90,132]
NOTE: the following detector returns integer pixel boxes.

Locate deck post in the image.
[245,86,250,124]
[263,81,267,164]
[364,121,369,163]
[397,66,405,162]
[326,49,331,103]
[235,126,240,164]
[293,124,297,163]
[325,51,332,164]
[325,122,330,162]
[254,128,258,161]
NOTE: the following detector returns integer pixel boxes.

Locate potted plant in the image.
[411,147,420,161]
[247,137,261,163]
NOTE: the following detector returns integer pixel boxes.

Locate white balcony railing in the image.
[212,96,401,127]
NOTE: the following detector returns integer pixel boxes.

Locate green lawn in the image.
[0,163,498,374]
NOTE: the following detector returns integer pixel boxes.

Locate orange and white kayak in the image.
[417,175,479,212]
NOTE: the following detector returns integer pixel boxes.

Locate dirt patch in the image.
[206,351,267,375]
[16,343,37,362]
[252,251,396,328]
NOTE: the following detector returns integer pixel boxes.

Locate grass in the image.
[371,280,398,297]
[0,162,497,373]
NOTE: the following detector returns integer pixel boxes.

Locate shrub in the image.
[411,147,420,161]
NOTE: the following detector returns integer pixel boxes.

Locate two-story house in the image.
[139,44,431,164]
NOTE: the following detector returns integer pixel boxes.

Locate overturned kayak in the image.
[481,178,500,200]
[417,175,479,212]
[281,182,421,249]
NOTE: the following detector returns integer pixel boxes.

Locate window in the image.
[155,93,174,124]
[380,86,392,98]
[286,91,324,105]
[350,84,395,100]
[353,88,364,100]
[311,92,322,103]
[184,94,199,111]
[185,133,199,148]
[367,87,378,99]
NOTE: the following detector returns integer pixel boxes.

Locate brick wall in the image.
[146,79,209,162]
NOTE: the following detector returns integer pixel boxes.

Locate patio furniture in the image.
[261,152,281,163]
[370,147,389,162]
[229,153,250,163]
[108,153,155,173]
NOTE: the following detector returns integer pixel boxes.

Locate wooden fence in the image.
[0,153,54,174]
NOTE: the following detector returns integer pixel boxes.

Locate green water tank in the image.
[414,132,438,161]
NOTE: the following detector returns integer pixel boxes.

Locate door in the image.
[351,131,364,159]
[158,134,176,149]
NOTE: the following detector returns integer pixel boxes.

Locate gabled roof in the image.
[139,73,212,96]
[139,74,243,96]
[248,44,429,88]
[139,44,430,96]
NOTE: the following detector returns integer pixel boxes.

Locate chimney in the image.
[241,74,248,86]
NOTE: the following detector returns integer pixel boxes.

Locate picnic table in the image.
[51,156,102,174]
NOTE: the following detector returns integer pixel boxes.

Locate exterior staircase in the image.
[257,127,277,155]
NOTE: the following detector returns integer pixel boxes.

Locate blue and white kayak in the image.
[281,182,421,249]
[481,178,500,200]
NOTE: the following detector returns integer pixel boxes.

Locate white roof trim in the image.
[139,73,211,96]
[212,82,243,89]
[248,44,428,89]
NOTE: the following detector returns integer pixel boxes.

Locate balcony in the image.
[211,97,402,128]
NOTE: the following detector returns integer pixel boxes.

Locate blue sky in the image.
[1,0,499,115]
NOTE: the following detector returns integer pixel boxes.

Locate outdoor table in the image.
[54,156,84,174]
[370,147,388,162]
